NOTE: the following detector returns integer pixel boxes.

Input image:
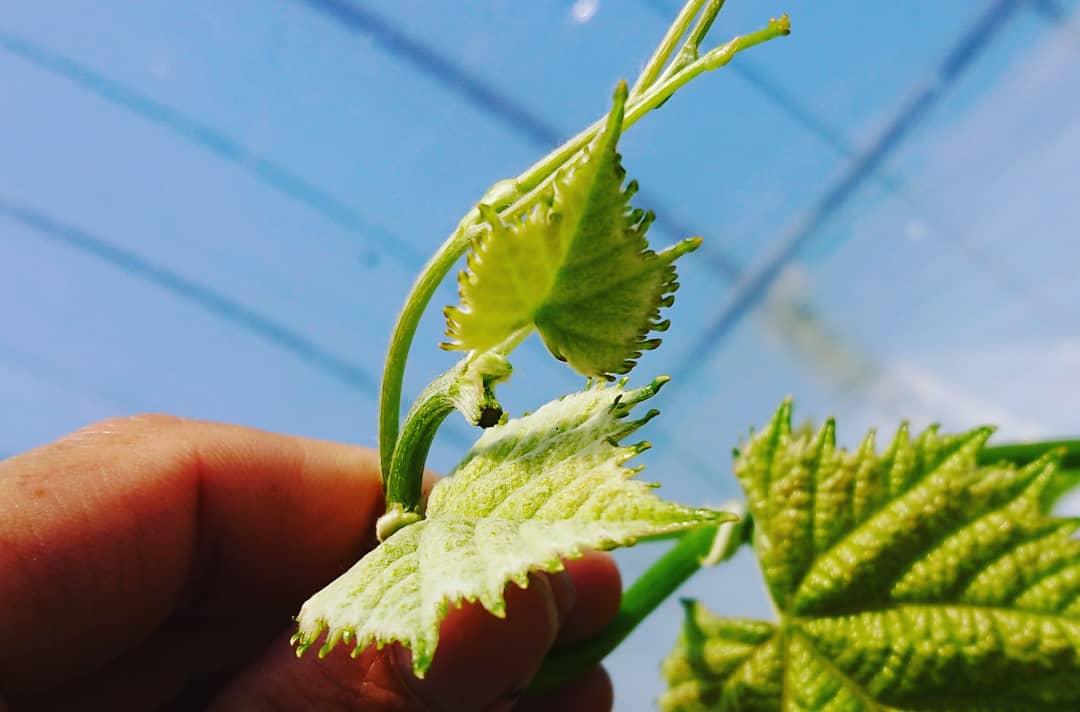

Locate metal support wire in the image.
[666,0,1023,393]
[298,0,561,148]
[297,0,744,278]
[1030,0,1068,23]
[0,31,425,270]
[0,197,483,451]
[0,196,380,395]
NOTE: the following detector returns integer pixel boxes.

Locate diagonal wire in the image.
[634,0,1076,493]
[0,30,426,270]
[642,0,1064,313]
[296,0,561,149]
[1031,0,1068,22]
[296,0,743,278]
[665,0,1024,395]
[0,199,482,448]
[0,195,381,396]
[639,0,857,157]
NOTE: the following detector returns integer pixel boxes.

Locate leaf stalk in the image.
[380,351,512,530]
[630,0,711,99]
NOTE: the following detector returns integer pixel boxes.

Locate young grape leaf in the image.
[443,81,700,378]
[295,378,729,676]
[661,400,1080,711]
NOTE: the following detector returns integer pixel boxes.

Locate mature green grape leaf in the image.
[294,378,729,676]
[443,81,700,378]
[979,440,1080,513]
[662,400,1080,711]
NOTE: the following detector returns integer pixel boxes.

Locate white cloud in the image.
[866,360,1049,439]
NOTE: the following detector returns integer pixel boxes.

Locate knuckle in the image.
[71,413,188,443]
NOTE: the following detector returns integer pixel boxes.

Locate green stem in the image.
[686,0,728,53]
[657,0,728,84]
[635,14,790,113]
[513,15,790,225]
[629,0,709,99]
[529,516,750,694]
[378,223,477,480]
[381,351,513,525]
[379,371,458,535]
[376,14,791,489]
[507,15,790,224]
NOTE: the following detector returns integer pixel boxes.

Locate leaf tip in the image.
[666,236,703,261]
[771,397,795,436]
[952,424,997,464]
[411,652,434,678]
[816,417,837,448]
[476,202,502,226]
[613,78,630,104]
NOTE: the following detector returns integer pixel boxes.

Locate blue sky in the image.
[2,1,1078,707]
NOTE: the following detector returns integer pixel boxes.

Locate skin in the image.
[0,415,621,711]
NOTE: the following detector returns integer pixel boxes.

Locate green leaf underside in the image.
[295,379,728,676]
[662,401,1080,711]
[443,82,700,378]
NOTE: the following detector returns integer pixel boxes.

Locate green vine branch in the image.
[377,12,791,508]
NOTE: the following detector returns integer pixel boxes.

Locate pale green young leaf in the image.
[662,401,1080,711]
[443,82,700,378]
[295,379,729,676]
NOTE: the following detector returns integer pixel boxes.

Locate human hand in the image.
[0,416,620,710]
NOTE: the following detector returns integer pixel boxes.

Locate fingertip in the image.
[556,551,622,647]
[209,631,423,711]
[396,573,562,710]
[545,567,577,625]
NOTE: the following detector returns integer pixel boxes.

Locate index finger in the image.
[0,415,385,693]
